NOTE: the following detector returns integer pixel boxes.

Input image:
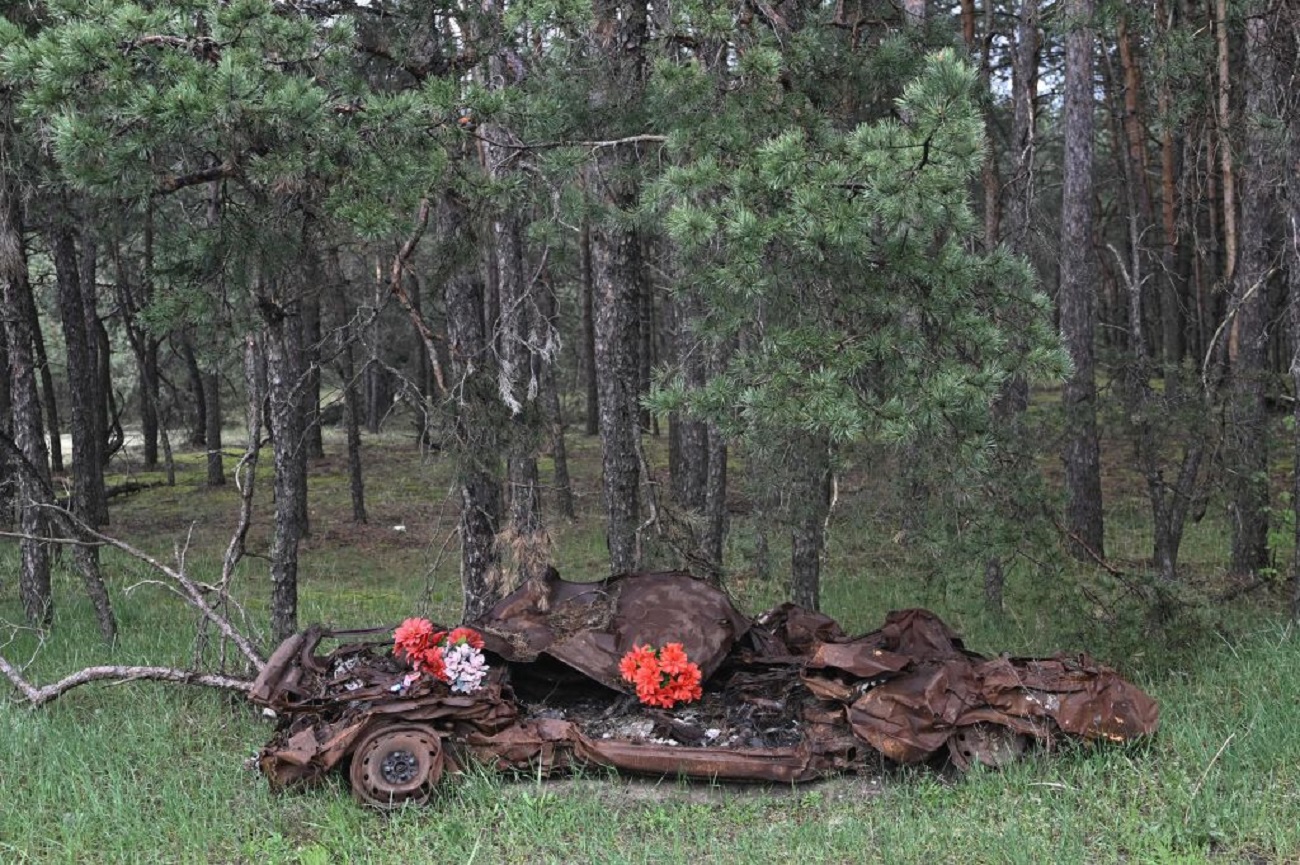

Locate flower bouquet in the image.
[393,619,489,694]
[618,642,703,709]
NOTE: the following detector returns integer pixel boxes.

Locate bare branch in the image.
[0,655,250,707]
[388,197,448,398]
[153,161,240,196]
[30,503,266,673]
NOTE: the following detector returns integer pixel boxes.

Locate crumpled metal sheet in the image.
[475,569,751,692]
[251,571,1159,794]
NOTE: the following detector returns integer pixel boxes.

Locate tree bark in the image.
[20,249,62,477]
[1226,12,1276,576]
[790,433,830,611]
[495,211,548,589]
[0,327,12,526]
[328,250,367,524]
[1,128,53,625]
[581,218,600,436]
[1155,0,1185,376]
[1058,0,1105,560]
[204,369,224,486]
[703,422,727,570]
[262,288,307,643]
[588,0,647,574]
[50,225,108,526]
[302,287,324,461]
[441,196,505,623]
[538,281,575,518]
[180,331,207,447]
[1213,0,1238,284]
[1287,2,1300,618]
[49,223,117,639]
[592,214,643,574]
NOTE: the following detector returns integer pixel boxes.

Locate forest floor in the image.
[2,425,1299,863]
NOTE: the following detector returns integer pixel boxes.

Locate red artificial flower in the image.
[446,627,485,649]
[415,645,447,682]
[618,643,703,709]
[394,617,435,657]
[657,643,690,675]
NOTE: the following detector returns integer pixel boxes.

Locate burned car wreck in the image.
[251,570,1159,807]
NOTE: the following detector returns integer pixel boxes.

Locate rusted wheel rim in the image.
[947,723,1028,772]
[349,724,443,807]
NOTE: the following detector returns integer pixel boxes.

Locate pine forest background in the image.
[2,0,1300,724]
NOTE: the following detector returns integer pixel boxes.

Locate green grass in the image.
[3,429,1300,863]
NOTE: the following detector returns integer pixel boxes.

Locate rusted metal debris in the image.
[252,570,1159,807]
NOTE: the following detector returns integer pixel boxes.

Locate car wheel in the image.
[946,723,1028,772]
[349,723,444,808]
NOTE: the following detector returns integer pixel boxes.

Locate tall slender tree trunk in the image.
[1155,0,1185,375]
[48,222,117,637]
[1226,12,1277,575]
[50,225,108,526]
[1059,0,1105,560]
[581,219,600,436]
[0,328,12,526]
[20,253,62,476]
[671,294,709,513]
[591,214,643,574]
[441,196,505,623]
[329,251,367,524]
[495,211,548,588]
[589,0,648,575]
[703,422,727,570]
[538,281,575,518]
[262,287,307,643]
[180,331,207,447]
[204,369,224,486]
[302,290,324,461]
[1288,50,1300,618]
[982,0,1039,609]
[790,433,831,610]
[1,132,52,625]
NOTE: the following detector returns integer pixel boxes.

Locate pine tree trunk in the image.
[671,295,709,512]
[302,288,324,461]
[140,339,161,468]
[180,331,207,447]
[592,213,643,574]
[78,232,111,496]
[1,147,53,625]
[1287,3,1300,617]
[329,253,367,524]
[0,328,12,525]
[50,225,108,529]
[703,424,727,570]
[21,256,62,476]
[581,219,600,436]
[262,291,307,643]
[790,433,830,611]
[495,210,548,588]
[204,369,224,486]
[1226,13,1276,575]
[49,221,119,640]
[1058,0,1105,560]
[442,197,504,623]
[538,282,575,518]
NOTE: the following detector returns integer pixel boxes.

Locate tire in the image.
[348,723,444,808]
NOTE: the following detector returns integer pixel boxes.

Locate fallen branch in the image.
[0,655,250,707]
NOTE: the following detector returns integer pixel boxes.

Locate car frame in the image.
[251,570,1158,807]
